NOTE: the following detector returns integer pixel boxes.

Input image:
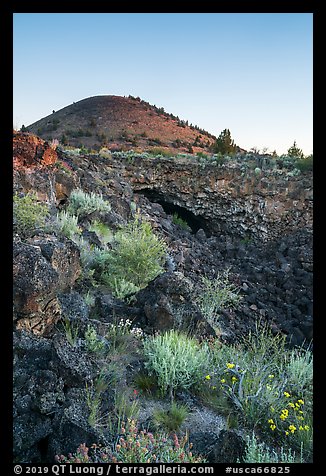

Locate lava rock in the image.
[212,430,246,463]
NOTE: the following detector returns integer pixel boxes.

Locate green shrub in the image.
[295,155,313,172]
[207,322,313,460]
[55,210,81,239]
[195,270,242,327]
[79,217,166,298]
[208,324,288,427]
[13,192,49,235]
[241,432,302,463]
[153,401,189,432]
[101,276,140,301]
[172,213,191,231]
[83,291,95,307]
[147,147,172,157]
[285,345,313,395]
[84,325,106,354]
[143,330,209,401]
[287,141,304,159]
[101,217,167,289]
[67,188,111,217]
[211,153,226,166]
[55,419,205,463]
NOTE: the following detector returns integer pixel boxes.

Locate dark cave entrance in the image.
[135,189,211,235]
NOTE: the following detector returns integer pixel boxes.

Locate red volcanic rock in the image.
[13,131,58,169]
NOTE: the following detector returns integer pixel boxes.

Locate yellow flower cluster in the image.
[268,394,310,438]
[226,362,235,369]
[280,409,289,421]
[268,419,276,431]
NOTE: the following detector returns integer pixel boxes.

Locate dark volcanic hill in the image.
[26,95,218,153]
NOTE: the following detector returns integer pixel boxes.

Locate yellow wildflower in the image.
[226,363,235,369]
[304,425,310,431]
[280,408,289,421]
[232,376,238,383]
[270,424,276,431]
[299,426,304,431]
[297,399,304,405]
[285,431,289,436]
[220,379,226,384]
[288,402,295,408]
[289,425,296,433]
[205,375,211,380]
[280,409,289,421]
[268,374,275,379]
[284,391,291,398]
[268,419,274,424]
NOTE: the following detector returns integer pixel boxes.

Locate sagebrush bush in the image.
[13,192,49,235]
[55,210,81,239]
[195,270,242,326]
[241,432,301,463]
[67,188,111,217]
[101,276,140,301]
[285,345,313,395]
[74,217,166,300]
[101,217,167,290]
[143,330,209,400]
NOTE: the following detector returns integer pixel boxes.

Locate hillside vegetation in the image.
[26,95,219,154]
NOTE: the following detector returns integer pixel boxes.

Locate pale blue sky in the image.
[13,13,313,155]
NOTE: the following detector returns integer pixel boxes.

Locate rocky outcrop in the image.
[122,155,312,244]
[13,330,100,463]
[134,271,215,336]
[13,132,58,169]
[13,235,81,334]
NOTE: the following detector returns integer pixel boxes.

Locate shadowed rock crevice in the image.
[135,189,211,235]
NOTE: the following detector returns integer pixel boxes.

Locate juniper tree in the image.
[287,141,304,159]
[212,128,237,155]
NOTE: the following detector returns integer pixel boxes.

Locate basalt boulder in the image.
[13,235,81,334]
